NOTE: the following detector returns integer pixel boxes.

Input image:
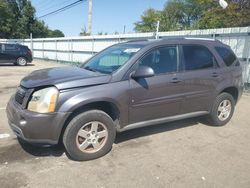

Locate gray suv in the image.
[6,38,243,161]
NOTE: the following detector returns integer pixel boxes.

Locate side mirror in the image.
[131,66,155,79]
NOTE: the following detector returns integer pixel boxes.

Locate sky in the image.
[31,0,167,37]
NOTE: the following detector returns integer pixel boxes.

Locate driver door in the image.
[129,46,184,124]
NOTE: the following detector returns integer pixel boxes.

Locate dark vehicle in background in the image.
[6,38,243,161]
[0,43,33,66]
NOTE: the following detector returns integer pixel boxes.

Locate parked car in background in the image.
[0,43,33,66]
[6,38,243,161]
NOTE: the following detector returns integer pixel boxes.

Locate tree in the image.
[16,0,36,38]
[0,1,14,38]
[48,29,65,38]
[97,32,108,35]
[80,26,89,36]
[134,9,161,32]
[32,20,49,38]
[195,0,250,28]
[0,0,65,39]
[134,0,250,32]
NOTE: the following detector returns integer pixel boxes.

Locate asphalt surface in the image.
[0,60,250,188]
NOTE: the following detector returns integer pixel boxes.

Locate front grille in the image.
[15,86,27,105]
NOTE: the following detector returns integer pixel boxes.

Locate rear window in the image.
[215,47,237,66]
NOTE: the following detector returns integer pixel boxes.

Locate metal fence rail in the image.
[1,26,250,84]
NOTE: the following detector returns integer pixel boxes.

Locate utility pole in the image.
[88,0,92,35]
[155,20,160,39]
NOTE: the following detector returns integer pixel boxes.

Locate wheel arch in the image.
[58,100,121,143]
[220,86,239,103]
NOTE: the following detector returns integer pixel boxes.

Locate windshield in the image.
[81,44,142,74]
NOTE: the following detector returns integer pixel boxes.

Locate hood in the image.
[21,67,111,90]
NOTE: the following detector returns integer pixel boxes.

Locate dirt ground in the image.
[0,60,250,188]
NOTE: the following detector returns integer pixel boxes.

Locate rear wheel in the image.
[207,92,235,126]
[63,110,116,161]
[16,57,27,66]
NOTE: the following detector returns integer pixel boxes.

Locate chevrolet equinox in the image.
[6,38,243,160]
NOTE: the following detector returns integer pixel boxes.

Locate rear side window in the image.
[4,44,17,51]
[215,47,237,66]
[182,45,216,71]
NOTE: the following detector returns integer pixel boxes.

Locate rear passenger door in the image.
[0,44,5,63]
[179,45,220,114]
[0,44,6,63]
[129,46,184,124]
[1,44,18,63]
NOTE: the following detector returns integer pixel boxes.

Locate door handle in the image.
[171,78,182,83]
[212,72,219,77]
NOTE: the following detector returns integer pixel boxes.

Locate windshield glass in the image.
[82,44,142,74]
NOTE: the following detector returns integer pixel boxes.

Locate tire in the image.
[16,57,27,66]
[207,92,235,126]
[63,110,116,161]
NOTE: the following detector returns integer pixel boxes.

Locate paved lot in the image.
[0,60,250,188]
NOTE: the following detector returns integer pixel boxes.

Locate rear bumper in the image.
[6,96,70,145]
[26,55,33,63]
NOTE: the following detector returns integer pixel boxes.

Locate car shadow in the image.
[18,138,65,157]
[16,116,206,159]
[0,63,34,67]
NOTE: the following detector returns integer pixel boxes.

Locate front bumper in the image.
[6,96,70,145]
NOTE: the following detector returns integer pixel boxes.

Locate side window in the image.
[182,45,216,71]
[138,46,177,75]
[215,47,237,66]
[5,44,16,52]
[1,44,5,52]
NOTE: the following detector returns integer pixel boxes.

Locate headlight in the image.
[28,87,59,113]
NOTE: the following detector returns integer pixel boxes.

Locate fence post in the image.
[30,33,33,57]
[91,37,95,55]
[70,39,73,62]
[68,39,70,62]
[55,39,57,61]
[42,40,44,59]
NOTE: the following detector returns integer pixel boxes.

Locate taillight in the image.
[27,49,32,56]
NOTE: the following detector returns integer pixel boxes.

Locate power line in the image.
[38,0,86,19]
[38,0,75,15]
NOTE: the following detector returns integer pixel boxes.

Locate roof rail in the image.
[184,37,216,41]
[125,39,149,43]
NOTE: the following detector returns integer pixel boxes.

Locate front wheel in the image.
[16,57,27,66]
[207,92,235,126]
[63,110,116,161]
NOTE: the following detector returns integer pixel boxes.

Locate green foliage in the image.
[0,0,64,39]
[195,0,250,28]
[135,9,161,32]
[135,0,250,32]
[0,1,15,38]
[80,26,90,36]
[48,29,65,38]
